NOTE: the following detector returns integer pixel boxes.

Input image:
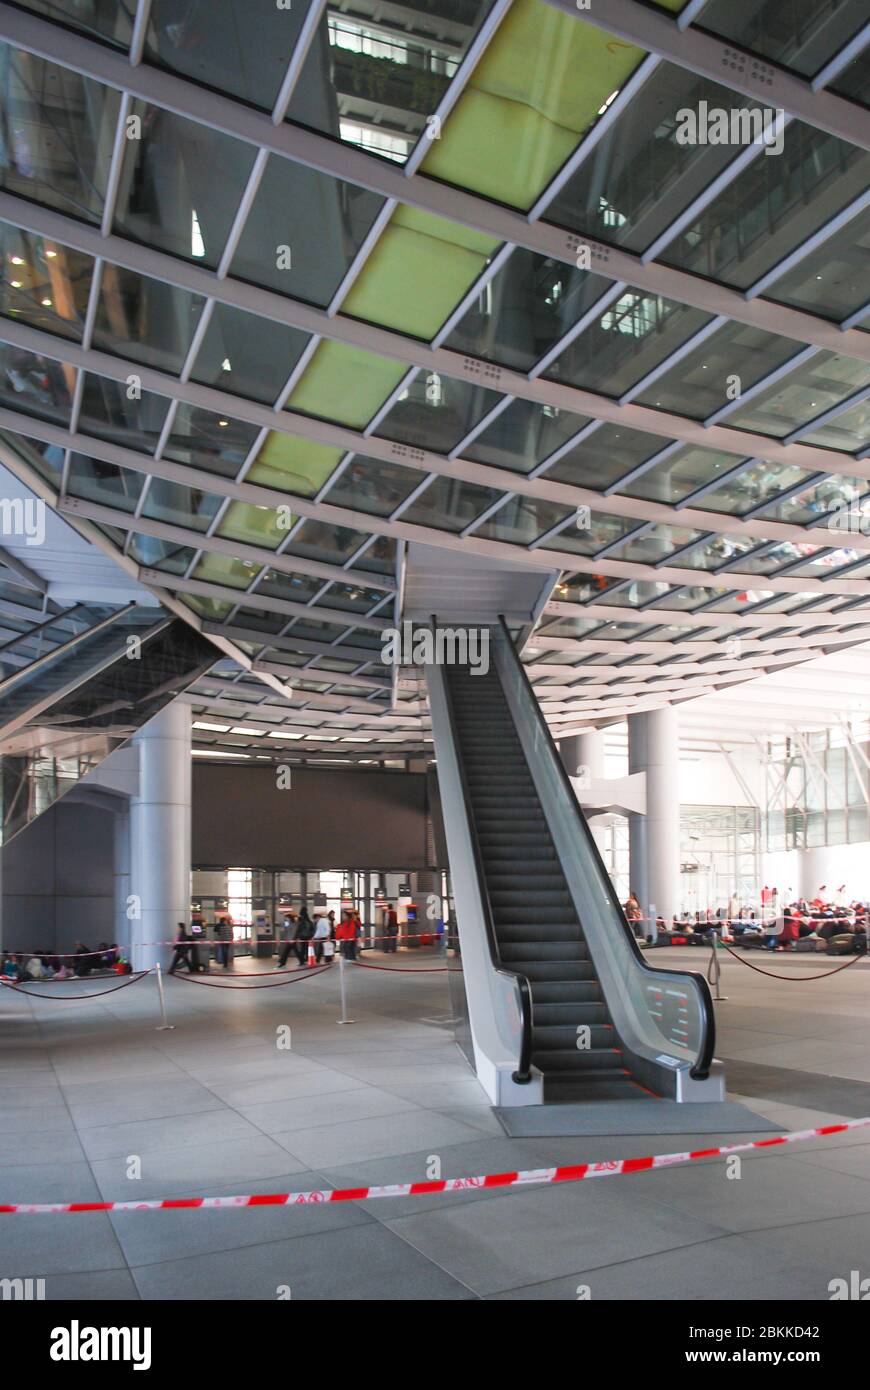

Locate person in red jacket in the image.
[336,910,357,961]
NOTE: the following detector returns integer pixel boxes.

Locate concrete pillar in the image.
[113,808,131,951]
[560,731,604,786]
[129,701,191,971]
[628,707,680,939]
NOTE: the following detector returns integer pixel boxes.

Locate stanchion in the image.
[337,953,355,1025]
[707,930,728,1002]
[154,962,176,1031]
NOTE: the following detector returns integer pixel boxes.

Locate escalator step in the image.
[532,1048,623,1072]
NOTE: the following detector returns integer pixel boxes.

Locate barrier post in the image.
[337,952,355,1025]
[154,962,176,1030]
[707,930,727,1002]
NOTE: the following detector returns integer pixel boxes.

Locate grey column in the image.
[628,707,680,938]
[113,806,131,951]
[560,730,604,785]
[129,701,191,971]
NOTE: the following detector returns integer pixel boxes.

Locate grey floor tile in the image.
[90,1134,311,1201]
[78,1108,265,1162]
[273,1108,486,1169]
[42,1269,143,1301]
[384,1181,730,1296]
[0,1161,103,1205]
[130,1223,477,1300]
[0,1213,127,1276]
[236,1085,418,1136]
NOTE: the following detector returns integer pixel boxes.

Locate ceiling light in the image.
[193,749,250,758]
[41,297,52,306]
[9,280,22,289]
[191,209,206,258]
[44,249,57,259]
[217,419,229,427]
[192,720,230,732]
[230,725,265,735]
[9,255,24,266]
[221,358,232,372]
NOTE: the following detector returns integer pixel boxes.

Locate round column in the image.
[560,730,604,785]
[129,701,191,971]
[628,707,681,938]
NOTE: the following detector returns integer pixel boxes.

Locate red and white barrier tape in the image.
[2,1117,867,1214]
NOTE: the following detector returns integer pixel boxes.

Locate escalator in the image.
[0,606,218,843]
[427,618,723,1107]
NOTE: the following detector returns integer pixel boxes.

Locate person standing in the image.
[383,903,399,954]
[294,908,315,966]
[336,909,357,961]
[278,912,297,968]
[313,913,330,963]
[168,923,192,975]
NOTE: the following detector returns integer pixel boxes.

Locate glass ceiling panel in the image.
[605,523,706,563]
[635,322,809,420]
[374,372,503,453]
[285,518,371,566]
[697,0,868,79]
[660,122,870,292]
[420,0,646,210]
[786,546,860,577]
[0,224,92,341]
[445,250,612,372]
[286,0,492,166]
[190,303,310,405]
[802,396,870,452]
[162,405,260,478]
[0,428,64,488]
[144,0,312,111]
[474,496,579,546]
[552,572,621,603]
[78,373,170,454]
[322,583,388,614]
[682,534,775,573]
[114,104,257,268]
[539,512,640,557]
[127,534,197,574]
[830,44,870,107]
[257,570,323,604]
[464,399,592,475]
[0,341,72,425]
[93,266,208,374]
[400,475,502,533]
[342,207,498,340]
[762,204,870,322]
[545,290,712,398]
[286,342,407,430]
[321,455,427,518]
[545,423,672,491]
[675,457,813,515]
[246,434,341,497]
[756,473,868,525]
[142,479,222,532]
[547,63,767,257]
[14,0,133,47]
[182,593,236,621]
[622,445,750,507]
[193,552,259,588]
[354,536,397,574]
[725,351,870,438]
[230,155,385,307]
[217,502,286,549]
[67,453,143,513]
[0,43,120,224]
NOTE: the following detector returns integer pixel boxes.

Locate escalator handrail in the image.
[497,616,716,1081]
[432,616,533,1085]
[0,603,138,696]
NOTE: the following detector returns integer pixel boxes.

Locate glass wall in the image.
[763,728,870,852]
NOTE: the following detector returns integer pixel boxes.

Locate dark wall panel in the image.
[2,801,114,952]
[193,764,431,868]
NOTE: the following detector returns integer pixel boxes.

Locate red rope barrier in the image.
[169,965,334,989]
[720,943,867,981]
[349,959,457,974]
[0,970,152,1000]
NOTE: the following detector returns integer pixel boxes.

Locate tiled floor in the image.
[1,948,870,1300]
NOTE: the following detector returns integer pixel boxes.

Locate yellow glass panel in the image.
[287,340,407,430]
[422,0,645,209]
[218,501,287,549]
[182,593,234,620]
[193,552,259,588]
[342,206,499,338]
[246,432,341,495]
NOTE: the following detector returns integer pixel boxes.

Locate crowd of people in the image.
[167,903,401,974]
[1,943,127,981]
[623,889,869,954]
